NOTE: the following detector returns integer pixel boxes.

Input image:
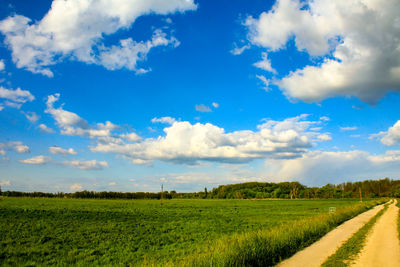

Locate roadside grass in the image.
[156,200,385,267]
[321,201,390,267]
[397,199,400,245]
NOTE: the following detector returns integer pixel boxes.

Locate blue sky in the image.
[0,0,400,192]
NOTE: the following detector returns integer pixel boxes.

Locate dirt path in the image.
[276,203,385,267]
[351,200,400,267]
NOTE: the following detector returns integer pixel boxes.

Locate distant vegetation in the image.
[2,178,400,199]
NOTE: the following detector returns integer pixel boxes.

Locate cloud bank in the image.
[0,0,196,76]
[246,0,400,103]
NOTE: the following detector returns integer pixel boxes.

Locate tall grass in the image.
[161,200,385,267]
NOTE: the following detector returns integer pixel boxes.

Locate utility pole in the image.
[161,184,164,206]
[359,187,362,202]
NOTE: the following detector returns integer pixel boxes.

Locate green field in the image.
[0,197,382,266]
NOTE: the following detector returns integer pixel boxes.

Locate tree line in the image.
[1,178,400,199]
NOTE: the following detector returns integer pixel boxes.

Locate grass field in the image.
[0,197,382,266]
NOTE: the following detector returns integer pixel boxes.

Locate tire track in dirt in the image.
[276,203,385,267]
[351,200,400,267]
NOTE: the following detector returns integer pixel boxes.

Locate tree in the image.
[204,187,208,199]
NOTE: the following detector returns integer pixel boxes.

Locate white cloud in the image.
[70,183,82,191]
[246,0,400,103]
[0,86,34,110]
[195,104,212,112]
[49,146,77,155]
[0,59,4,71]
[319,116,330,122]
[91,115,328,165]
[265,150,400,186]
[19,155,50,165]
[38,123,55,133]
[0,0,196,76]
[340,126,358,131]
[98,29,179,74]
[310,127,322,131]
[0,180,10,186]
[22,111,39,123]
[230,43,250,55]
[63,160,108,170]
[151,116,176,125]
[12,142,30,153]
[120,132,141,142]
[368,150,400,163]
[45,93,121,138]
[0,141,30,154]
[253,52,277,74]
[373,120,400,146]
[256,75,271,91]
[212,102,219,108]
[109,182,117,186]
[317,134,331,141]
[45,93,88,130]
[0,141,30,156]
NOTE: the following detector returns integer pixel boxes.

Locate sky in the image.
[0,0,400,193]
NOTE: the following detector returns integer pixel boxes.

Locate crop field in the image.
[0,197,383,266]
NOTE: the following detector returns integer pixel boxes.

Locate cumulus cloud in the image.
[98,29,179,74]
[19,155,50,165]
[265,150,400,186]
[22,111,40,123]
[230,43,251,55]
[151,116,176,125]
[317,134,331,141]
[38,123,55,133]
[256,75,271,91]
[45,93,122,138]
[0,0,196,76]
[319,116,330,122]
[49,146,77,155]
[70,184,83,191]
[245,0,400,103]
[91,114,330,165]
[212,102,219,108]
[340,126,358,131]
[0,180,10,186]
[0,141,30,156]
[12,142,30,153]
[63,160,108,170]
[45,93,88,130]
[195,104,212,112]
[0,59,4,71]
[372,120,400,146]
[119,132,141,142]
[0,86,35,110]
[253,52,276,74]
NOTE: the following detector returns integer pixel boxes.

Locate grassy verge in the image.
[155,200,385,267]
[397,199,400,244]
[322,201,389,267]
